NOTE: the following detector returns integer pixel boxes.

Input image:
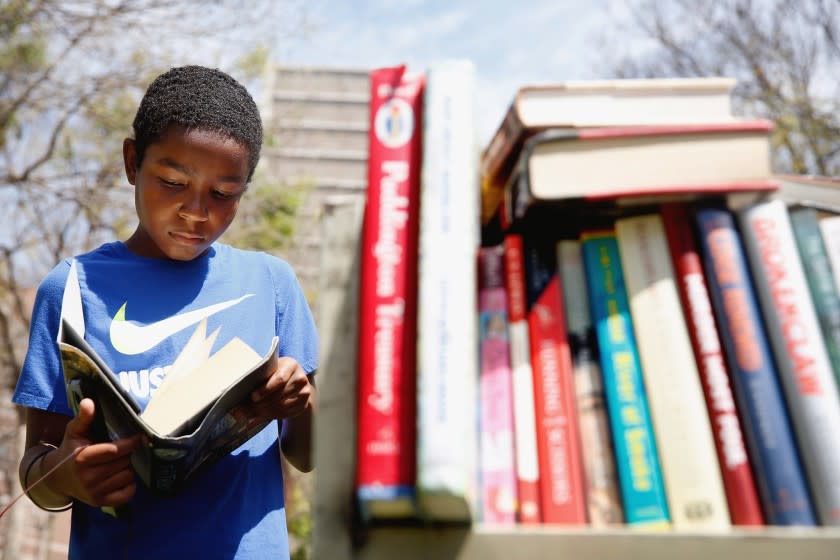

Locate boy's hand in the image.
[46,398,141,508]
[248,357,314,422]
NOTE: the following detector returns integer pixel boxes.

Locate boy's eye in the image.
[212,190,237,201]
[160,178,185,188]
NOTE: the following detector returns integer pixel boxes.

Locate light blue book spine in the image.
[581,231,670,528]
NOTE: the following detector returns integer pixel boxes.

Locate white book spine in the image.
[616,214,730,530]
[416,60,479,520]
[508,319,540,519]
[739,199,840,525]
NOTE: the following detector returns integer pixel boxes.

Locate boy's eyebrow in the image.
[158,157,193,176]
[157,157,245,183]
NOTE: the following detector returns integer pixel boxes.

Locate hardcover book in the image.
[581,230,670,528]
[615,214,730,530]
[504,121,776,225]
[416,59,479,522]
[356,65,425,520]
[479,76,737,223]
[774,174,840,213]
[789,205,840,391]
[738,199,840,525]
[477,245,518,525]
[502,233,542,524]
[695,206,816,525]
[819,215,840,300]
[58,261,279,496]
[522,235,586,524]
[557,239,624,526]
[661,203,764,526]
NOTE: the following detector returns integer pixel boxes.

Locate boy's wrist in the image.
[24,444,73,511]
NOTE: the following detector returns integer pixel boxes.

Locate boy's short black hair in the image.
[131,65,263,181]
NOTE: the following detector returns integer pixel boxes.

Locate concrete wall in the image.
[262,65,370,308]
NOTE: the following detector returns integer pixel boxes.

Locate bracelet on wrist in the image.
[23,444,73,513]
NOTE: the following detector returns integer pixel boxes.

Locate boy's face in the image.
[123,126,250,261]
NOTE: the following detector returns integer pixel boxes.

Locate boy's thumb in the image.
[67,398,96,437]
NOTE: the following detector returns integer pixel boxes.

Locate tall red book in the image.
[522,235,587,524]
[661,203,764,526]
[356,65,425,519]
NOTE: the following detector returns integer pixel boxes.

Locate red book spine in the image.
[526,269,587,524]
[356,66,425,496]
[502,234,542,523]
[661,203,765,526]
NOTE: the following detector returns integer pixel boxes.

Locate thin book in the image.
[57,260,279,496]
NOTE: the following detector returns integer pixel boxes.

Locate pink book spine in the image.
[478,246,518,525]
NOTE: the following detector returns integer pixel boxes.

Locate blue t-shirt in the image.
[13,241,318,560]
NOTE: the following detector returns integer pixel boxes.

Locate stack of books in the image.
[352,65,840,531]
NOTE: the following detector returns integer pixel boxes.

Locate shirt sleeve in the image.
[13,260,74,415]
[269,256,319,374]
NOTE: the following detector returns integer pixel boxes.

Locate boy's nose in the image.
[178,192,209,221]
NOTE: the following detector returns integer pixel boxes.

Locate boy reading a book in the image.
[12,65,318,559]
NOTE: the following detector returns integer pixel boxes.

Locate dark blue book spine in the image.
[694,207,816,525]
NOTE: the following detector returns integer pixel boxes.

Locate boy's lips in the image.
[170,231,206,245]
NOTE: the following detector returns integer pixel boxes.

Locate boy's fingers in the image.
[98,481,137,507]
[78,435,141,466]
[252,360,296,401]
[88,436,140,463]
[66,398,96,438]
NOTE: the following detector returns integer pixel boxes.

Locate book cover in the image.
[661,203,764,526]
[505,122,776,225]
[738,199,840,525]
[479,77,737,224]
[556,239,624,526]
[58,262,279,497]
[502,233,542,523]
[522,235,587,524]
[774,174,840,214]
[477,245,518,525]
[615,214,730,530]
[416,59,479,522]
[356,65,425,520]
[580,230,670,528]
[789,206,840,396]
[694,206,816,525]
[819,215,840,306]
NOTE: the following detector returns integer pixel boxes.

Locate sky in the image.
[273,0,634,143]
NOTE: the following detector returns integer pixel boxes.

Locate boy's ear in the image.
[123,138,138,185]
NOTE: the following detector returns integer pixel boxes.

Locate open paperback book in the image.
[57,261,279,496]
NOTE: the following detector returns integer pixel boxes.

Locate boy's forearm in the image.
[280,400,315,473]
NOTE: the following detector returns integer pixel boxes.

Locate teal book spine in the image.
[789,205,840,391]
[581,231,670,528]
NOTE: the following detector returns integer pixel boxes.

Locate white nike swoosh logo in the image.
[109,294,254,355]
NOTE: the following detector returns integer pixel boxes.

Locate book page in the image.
[155,319,219,395]
[141,337,263,435]
[60,260,85,338]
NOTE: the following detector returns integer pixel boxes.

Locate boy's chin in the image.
[154,239,210,261]
[164,245,211,261]
[162,234,214,260]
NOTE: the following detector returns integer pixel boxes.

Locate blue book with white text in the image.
[581,230,670,528]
